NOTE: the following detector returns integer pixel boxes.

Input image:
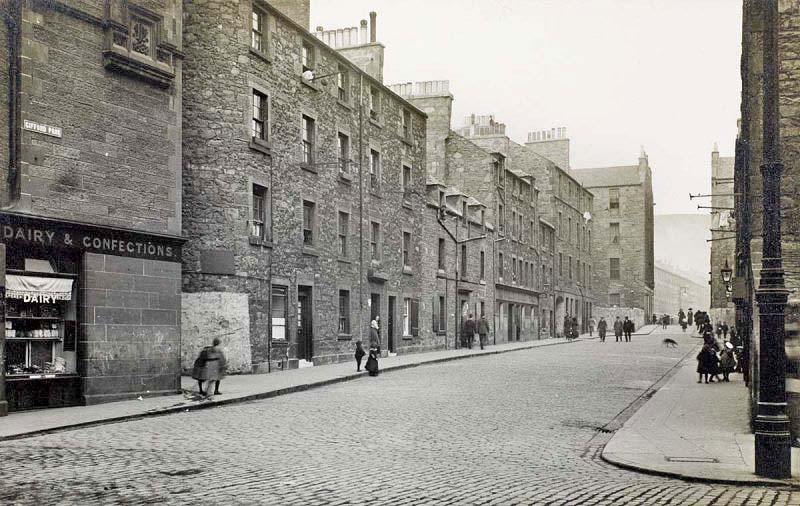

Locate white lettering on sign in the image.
[23,119,63,138]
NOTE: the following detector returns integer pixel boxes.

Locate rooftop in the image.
[572,165,641,188]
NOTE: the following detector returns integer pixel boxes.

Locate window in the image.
[302,115,315,165]
[559,253,563,277]
[569,256,573,280]
[369,86,380,121]
[369,149,380,191]
[610,258,620,280]
[480,251,485,281]
[568,217,572,243]
[512,257,517,283]
[438,238,446,270]
[577,224,581,249]
[610,293,621,306]
[498,204,505,233]
[271,285,288,340]
[370,221,381,261]
[302,200,315,246]
[463,201,469,225]
[608,222,620,244]
[433,295,446,333]
[461,244,467,277]
[558,212,563,238]
[337,63,349,102]
[402,109,412,139]
[338,290,351,334]
[403,298,419,337]
[338,211,349,258]
[251,9,264,52]
[403,232,412,268]
[338,133,350,174]
[252,90,267,141]
[251,184,267,239]
[301,40,314,73]
[530,220,535,247]
[499,252,504,279]
[402,165,412,196]
[609,188,620,214]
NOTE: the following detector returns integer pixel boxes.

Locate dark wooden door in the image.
[297,286,313,361]
[387,296,395,352]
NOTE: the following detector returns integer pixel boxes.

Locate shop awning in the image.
[6,275,73,301]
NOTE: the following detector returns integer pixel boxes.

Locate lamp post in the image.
[754,0,791,479]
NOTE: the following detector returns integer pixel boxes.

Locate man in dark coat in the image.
[597,317,607,342]
[462,314,476,349]
[613,317,623,342]
[687,308,694,327]
[477,315,490,350]
[563,314,571,338]
[623,317,633,342]
[366,320,381,376]
[192,337,227,397]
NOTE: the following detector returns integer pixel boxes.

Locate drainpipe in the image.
[2,3,20,204]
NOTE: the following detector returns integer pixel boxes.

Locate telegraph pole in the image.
[754,0,791,479]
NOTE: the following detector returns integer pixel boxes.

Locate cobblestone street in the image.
[1,330,796,505]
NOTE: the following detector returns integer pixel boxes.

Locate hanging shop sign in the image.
[0,212,183,262]
[22,119,63,138]
[6,275,73,302]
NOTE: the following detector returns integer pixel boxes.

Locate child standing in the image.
[354,341,365,372]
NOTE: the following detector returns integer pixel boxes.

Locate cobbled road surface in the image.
[1,329,797,505]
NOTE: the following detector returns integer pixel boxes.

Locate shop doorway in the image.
[297,286,313,362]
[387,296,395,353]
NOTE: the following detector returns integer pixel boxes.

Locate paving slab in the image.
[0,337,577,441]
[602,341,800,486]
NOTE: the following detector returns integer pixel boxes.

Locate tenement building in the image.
[739,0,800,434]
[182,1,434,373]
[0,0,184,415]
[573,150,654,329]
[653,261,709,320]
[709,144,735,325]
[392,82,544,343]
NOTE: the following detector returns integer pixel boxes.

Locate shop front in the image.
[0,212,183,416]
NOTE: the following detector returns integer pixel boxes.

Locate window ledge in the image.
[368,118,383,129]
[369,190,382,198]
[302,246,318,256]
[402,334,414,340]
[437,268,446,277]
[337,99,352,110]
[402,265,413,275]
[401,137,414,147]
[102,46,175,88]
[402,201,413,210]
[337,333,352,340]
[300,163,318,174]
[249,236,273,248]
[338,258,352,264]
[435,331,447,336]
[339,172,353,183]
[480,280,486,285]
[249,138,272,155]
[301,78,321,92]
[249,47,272,64]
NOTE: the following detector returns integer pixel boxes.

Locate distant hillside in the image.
[654,214,711,281]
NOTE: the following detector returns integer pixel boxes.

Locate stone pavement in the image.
[0,337,576,441]
[602,330,800,486]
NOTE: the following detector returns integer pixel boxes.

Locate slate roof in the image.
[572,165,641,188]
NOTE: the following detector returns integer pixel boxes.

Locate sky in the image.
[311,0,742,216]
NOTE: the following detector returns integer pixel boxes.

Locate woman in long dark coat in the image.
[697,344,716,384]
[192,337,227,396]
[365,320,381,376]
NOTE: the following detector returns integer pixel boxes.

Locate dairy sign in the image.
[0,213,183,262]
[23,119,63,138]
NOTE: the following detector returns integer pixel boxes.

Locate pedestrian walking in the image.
[613,316,623,342]
[597,317,607,342]
[721,321,729,340]
[697,344,716,384]
[462,314,476,349]
[365,320,381,377]
[719,342,736,382]
[623,317,633,342]
[563,314,571,339]
[191,337,227,397]
[687,308,694,328]
[477,314,489,350]
[588,317,596,337]
[678,308,685,328]
[694,309,702,332]
[571,316,579,339]
[355,341,365,371]
[716,322,723,340]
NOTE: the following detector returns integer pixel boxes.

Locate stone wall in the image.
[181,292,252,374]
[524,138,570,170]
[0,3,11,206]
[10,1,182,235]
[80,253,181,404]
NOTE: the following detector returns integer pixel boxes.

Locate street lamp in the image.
[721,259,733,284]
[754,0,791,479]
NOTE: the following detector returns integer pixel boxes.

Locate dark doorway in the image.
[370,293,381,344]
[507,304,514,342]
[388,296,396,353]
[297,286,313,361]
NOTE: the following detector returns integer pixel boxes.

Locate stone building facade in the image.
[709,145,735,325]
[0,0,184,415]
[739,0,800,434]
[653,262,709,320]
[181,1,436,372]
[573,151,655,326]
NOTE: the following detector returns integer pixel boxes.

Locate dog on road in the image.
[662,338,678,348]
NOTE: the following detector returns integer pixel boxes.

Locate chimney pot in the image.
[369,11,377,43]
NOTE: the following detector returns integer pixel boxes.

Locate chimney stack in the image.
[360,19,368,44]
[369,11,377,43]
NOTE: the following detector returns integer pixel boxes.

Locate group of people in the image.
[697,325,738,384]
[592,316,634,342]
[461,314,491,350]
[562,315,580,339]
[355,318,383,377]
